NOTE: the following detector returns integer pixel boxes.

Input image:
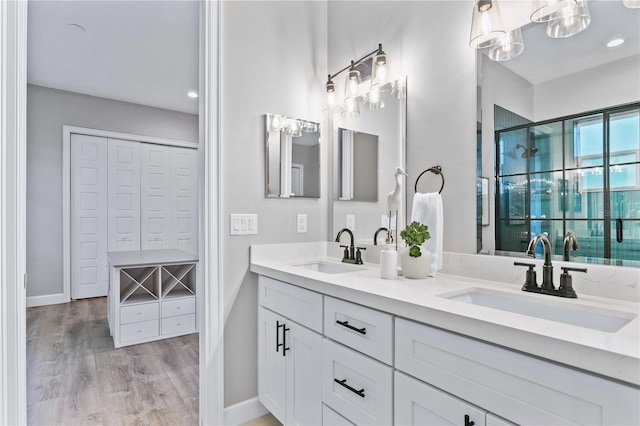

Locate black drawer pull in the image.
[334,378,365,398]
[276,320,284,353]
[336,320,366,335]
[465,414,475,426]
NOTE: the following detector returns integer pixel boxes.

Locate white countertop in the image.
[250,242,640,387]
[107,249,198,268]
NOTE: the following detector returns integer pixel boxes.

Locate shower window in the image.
[495,103,640,263]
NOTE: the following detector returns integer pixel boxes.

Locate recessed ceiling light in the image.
[66,23,86,33]
[607,37,625,48]
[187,91,198,99]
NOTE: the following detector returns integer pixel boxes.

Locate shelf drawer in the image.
[324,296,393,364]
[322,339,392,426]
[162,297,196,318]
[120,319,159,342]
[322,404,354,426]
[258,276,323,333]
[162,313,196,335]
[120,302,159,325]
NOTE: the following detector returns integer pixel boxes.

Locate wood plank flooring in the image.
[27,298,198,425]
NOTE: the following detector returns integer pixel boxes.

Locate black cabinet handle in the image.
[465,414,475,426]
[282,323,290,357]
[334,378,365,398]
[276,320,284,353]
[616,218,623,243]
[336,320,366,335]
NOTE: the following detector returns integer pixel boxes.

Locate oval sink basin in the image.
[296,261,365,274]
[441,288,636,332]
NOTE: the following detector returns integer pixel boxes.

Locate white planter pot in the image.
[400,248,431,279]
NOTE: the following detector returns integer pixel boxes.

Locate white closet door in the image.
[172,147,198,254]
[141,144,175,250]
[108,139,141,252]
[71,134,108,299]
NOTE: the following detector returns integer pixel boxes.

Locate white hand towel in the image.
[411,192,443,276]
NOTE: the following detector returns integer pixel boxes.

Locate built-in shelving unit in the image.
[107,249,198,348]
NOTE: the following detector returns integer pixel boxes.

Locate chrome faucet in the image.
[526,233,554,290]
[373,227,393,245]
[335,228,364,264]
[563,231,579,261]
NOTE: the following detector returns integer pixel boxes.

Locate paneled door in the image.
[71,134,108,299]
[172,147,198,254]
[107,139,141,251]
[140,144,174,250]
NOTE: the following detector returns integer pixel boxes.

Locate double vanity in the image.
[251,242,639,425]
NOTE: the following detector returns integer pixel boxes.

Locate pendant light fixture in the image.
[488,28,524,61]
[344,61,362,101]
[531,0,577,22]
[322,76,343,113]
[546,0,591,38]
[469,0,506,49]
[371,44,392,92]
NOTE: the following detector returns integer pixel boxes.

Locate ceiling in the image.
[28,1,199,115]
[494,0,640,85]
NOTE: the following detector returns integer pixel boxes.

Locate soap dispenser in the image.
[380,244,398,279]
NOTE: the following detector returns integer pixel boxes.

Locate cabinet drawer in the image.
[258,276,323,333]
[120,319,159,342]
[120,302,159,325]
[395,317,640,426]
[324,296,393,364]
[162,297,196,318]
[322,404,354,426]
[162,313,196,335]
[322,339,392,426]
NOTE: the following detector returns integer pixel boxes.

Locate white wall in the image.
[26,84,198,297]
[220,1,328,406]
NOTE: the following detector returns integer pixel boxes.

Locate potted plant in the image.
[400,221,431,279]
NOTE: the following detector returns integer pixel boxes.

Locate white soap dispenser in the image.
[380,243,398,279]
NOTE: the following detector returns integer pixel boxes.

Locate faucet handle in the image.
[559,266,585,298]
[339,245,350,260]
[561,266,587,274]
[514,261,538,291]
[355,247,366,264]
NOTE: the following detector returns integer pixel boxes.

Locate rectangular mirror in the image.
[336,128,378,201]
[265,113,320,198]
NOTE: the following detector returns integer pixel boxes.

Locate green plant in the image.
[400,221,431,258]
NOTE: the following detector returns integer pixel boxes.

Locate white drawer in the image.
[120,302,159,325]
[324,296,393,364]
[322,404,354,426]
[395,318,640,426]
[162,313,196,335]
[162,297,196,318]
[322,339,392,426]
[120,319,159,342]
[258,276,323,333]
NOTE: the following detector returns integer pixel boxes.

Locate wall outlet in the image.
[346,214,355,231]
[381,214,396,230]
[230,214,258,235]
[297,214,307,233]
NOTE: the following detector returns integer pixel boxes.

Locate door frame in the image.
[0,1,223,424]
[62,125,198,305]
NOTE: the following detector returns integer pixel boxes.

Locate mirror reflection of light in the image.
[607,37,625,48]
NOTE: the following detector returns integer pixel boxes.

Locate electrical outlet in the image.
[381,214,396,230]
[346,214,355,231]
[297,214,307,233]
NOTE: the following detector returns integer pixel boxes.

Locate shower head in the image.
[515,144,538,158]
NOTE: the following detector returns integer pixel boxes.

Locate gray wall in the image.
[26,84,198,297]
[221,1,328,406]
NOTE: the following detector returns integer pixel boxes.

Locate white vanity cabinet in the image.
[258,277,323,426]
[107,249,197,348]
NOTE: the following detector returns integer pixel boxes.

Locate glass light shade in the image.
[367,87,385,110]
[469,0,506,49]
[287,119,302,137]
[488,28,524,61]
[531,0,576,22]
[371,52,392,92]
[344,64,362,99]
[301,121,318,133]
[269,114,285,132]
[341,97,360,119]
[323,90,343,113]
[623,0,640,8]
[546,0,591,38]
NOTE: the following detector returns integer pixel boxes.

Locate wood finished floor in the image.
[27,297,199,425]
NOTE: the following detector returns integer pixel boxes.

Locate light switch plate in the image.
[297,214,307,233]
[230,214,258,235]
[346,214,355,231]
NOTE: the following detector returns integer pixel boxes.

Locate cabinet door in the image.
[171,147,198,254]
[395,371,486,426]
[258,307,286,424]
[286,321,322,426]
[71,134,108,299]
[140,144,174,249]
[107,139,140,251]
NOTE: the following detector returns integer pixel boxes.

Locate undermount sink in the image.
[296,261,364,274]
[441,288,636,332]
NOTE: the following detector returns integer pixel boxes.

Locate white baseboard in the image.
[223,397,269,426]
[26,292,67,307]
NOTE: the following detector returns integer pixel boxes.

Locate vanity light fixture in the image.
[546,0,591,38]
[488,28,525,61]
[324,43,398,116]
[623,0,640,8]
[530,0,577,22]
[268,114,317,137]
[469,0,506,49]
